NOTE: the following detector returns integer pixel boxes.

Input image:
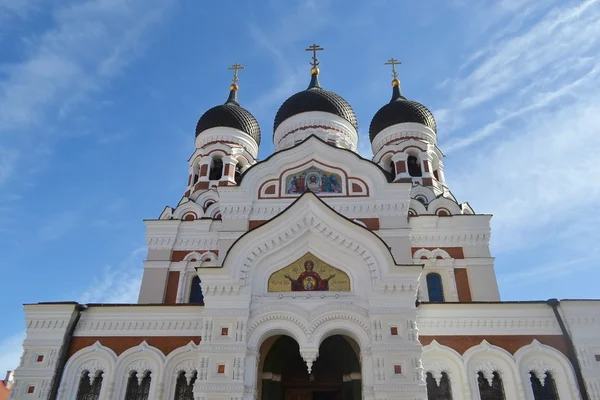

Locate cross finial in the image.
[305,43,324,69]
[385,58,402,80]
[228,63,245,85]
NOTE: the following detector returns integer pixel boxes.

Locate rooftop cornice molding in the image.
[417,316,561,335]
[273,111,358,152]
[194,126,259,158]
[371,122,437,155]
[409,231,491,247]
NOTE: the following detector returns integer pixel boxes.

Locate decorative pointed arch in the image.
[113,341,166,399]
[219,192,420,297]
[422,340,467,400]
[58,342,117,400]
[463,340,521,400]
[515,340,579,400]
[163,341,200,400]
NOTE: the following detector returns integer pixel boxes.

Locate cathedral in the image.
[10,46,600,400]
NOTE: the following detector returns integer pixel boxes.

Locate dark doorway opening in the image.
[261,335,361,400]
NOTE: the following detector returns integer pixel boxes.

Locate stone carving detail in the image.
[238,214,380,287]
[126,360,153,384]
[426,363,447,386]
[374,357,386,381]
[411,357,424,382]
[372,320,383,342]
[527,360,553,385]
[235,321,246,342]
[78,359,105,384]
[474,361,500,386]
[301,352,318,374]
[406,320,419,341]
[233,357,244,381]
[197,357,210,381]
[200,319,213,342]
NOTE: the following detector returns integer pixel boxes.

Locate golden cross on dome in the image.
[228,63,245,85]
[385,58,402,80]
[305,43,324,68]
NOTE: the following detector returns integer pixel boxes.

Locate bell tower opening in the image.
[260,335,361,400]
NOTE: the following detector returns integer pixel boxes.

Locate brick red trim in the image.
[454,268,472,302]
[411,247,465,259]
[164,271,179,304]
[249,220,267,230]
[68,336,201,358]
[419,335,569,358]
[171,250,219,262]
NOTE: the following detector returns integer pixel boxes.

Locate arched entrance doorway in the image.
[260,335,361,400]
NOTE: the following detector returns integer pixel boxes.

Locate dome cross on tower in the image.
[228,62,245,86]
[306,43,324,73]
[385,58,402,82]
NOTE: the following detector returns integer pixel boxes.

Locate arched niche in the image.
[260,335,361,400]
[219,193,411,299]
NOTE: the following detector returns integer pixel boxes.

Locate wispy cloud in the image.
[0,331,25,378]
[500,256,596,283]
[245,0,331,118]
[0,247,146,373]
[79,247,146,304]
[442,0,600,268]
[438,0,600,145]
[0,0,174,184]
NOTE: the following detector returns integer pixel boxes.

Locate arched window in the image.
[477,371,505,400]
[426,273,445,302]
[174,370,197,400]
[125,371,151,400]
[209,158,223,181]
[234,164,242,183]
[389,160,396,178]
[407,155,422,177]
[426,371,453,400]
[530,371,559,400]
[76,371,103,400]
[189,276,204,304]
[415,195,427,205]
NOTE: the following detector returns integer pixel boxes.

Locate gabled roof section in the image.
[220,191,414,281]
[238,134,392,185]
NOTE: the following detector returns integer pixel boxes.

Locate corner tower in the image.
[369,59,446,195]
[185,64,260,197]
[273,44,358,152]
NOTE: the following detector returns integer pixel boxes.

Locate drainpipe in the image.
[48,304,87,400]
[546,298,590,400]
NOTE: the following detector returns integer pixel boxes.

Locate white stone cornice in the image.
[195,126,258,158]
[274,111,358,152]
[372,122,437,156]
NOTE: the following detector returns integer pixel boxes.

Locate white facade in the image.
[10,71,600,400]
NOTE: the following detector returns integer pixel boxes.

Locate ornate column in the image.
[391,152,409,181]
[421,151,435,186]
[220,155,239,186]
[242,349,260,400]
[195,155,213,191]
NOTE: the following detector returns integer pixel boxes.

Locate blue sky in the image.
[1,0,599,373]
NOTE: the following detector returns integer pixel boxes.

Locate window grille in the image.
[189,276,204,304]
[209,159,223,180]
[174,371,197,400]
[530,371,560,400]
[125,371,151,400]
[407,156,422,177]
[426,273,445,302]
[75,371,103,400]
[426,371,453,400]
[477,371,505,400]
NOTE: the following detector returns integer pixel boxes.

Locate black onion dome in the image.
[369,83,436,142]
[273,73,358,133]
[195,88,261,144]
